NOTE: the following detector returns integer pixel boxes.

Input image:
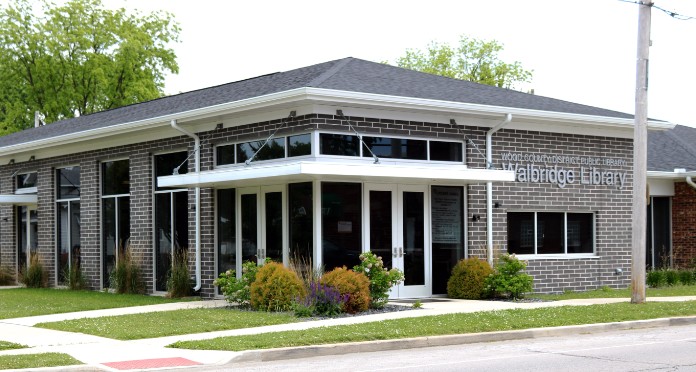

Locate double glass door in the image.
[238,186,287,267]
[364,184,430,298]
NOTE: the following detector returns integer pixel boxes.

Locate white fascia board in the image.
[0,194,37,206]
[647,170,696,179]
[303,88,673,131]
[158,161,515,189]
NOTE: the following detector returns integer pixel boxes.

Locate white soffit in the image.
[158,161,515,189]
[0,194,37,206]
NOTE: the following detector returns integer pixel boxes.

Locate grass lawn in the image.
[0,353,81,369]
[37,308,298,340]
[0,341,26,351]
[0,288,190,319]
[170,301,696,351]
[533,285,696,301]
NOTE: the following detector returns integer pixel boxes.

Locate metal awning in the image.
[157,159,515,189]
[0,194,37,206]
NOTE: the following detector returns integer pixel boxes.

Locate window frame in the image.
[507,210,597,259]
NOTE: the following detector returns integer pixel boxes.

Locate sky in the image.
[8,0,696,128]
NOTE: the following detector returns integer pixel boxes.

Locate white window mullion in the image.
[533,212,538,255]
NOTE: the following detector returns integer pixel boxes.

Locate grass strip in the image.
[0,353,82,369]
[0,341,26,351]
[170,301,696,351]
[37,308,298,340]
[0,288,190,320]
[533,285,696,301]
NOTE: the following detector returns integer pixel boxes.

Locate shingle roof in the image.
[0,57,635,148]
[648,124,696,172]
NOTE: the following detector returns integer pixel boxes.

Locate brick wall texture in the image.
[672,181,696,268]
[0,113,636,295]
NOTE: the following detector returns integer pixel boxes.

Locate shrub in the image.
[21,253,47,288]
[110,247,144,294]
[678,270,695,286]
[294,282,348,317]
[250,262,306,312]
[167,249,192,298]
[484,254,533,299]
[65,258,87,290]
[354,252,404,309]
[646,269,666,288]
[664,269,679,286]
[214,261,260,307]
[0,266,15,285]
[447,257,493,300]
[320,267,370,313]
[289,254,323,290]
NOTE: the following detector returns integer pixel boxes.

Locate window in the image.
[320,134,359,156]
[154,152,189,291]
[321,182,361,270]
[56,166,81,284]
[429,141,463,162]
[102,160,130,288]
[237,138,285,163]
[289,182,312,262]
[217,189,235,277]
[508,212,594,255]
[287,134,311,157]
[362,137,427,160]
[16,172,37,193]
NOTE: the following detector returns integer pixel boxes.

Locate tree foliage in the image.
[0,0,180,135]
[393,35,532,90]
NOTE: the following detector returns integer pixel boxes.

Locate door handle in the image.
[399,247,404,257]
[393,247,398,258]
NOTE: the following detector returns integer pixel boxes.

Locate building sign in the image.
[500,152,628,189]
[431,186,462,244]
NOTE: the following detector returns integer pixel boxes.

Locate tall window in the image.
[321,182,361,270]
[56,167,81,284]
[289,182,313,263]
[508,212,594,255]
[102,160,130,288]
[217,189,235,277]
[154,152,189,291]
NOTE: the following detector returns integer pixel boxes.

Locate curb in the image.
[228,315,696,363]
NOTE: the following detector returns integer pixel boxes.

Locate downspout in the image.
[687,176,696,190]
[170,119,202,291]
[486,113,512,265]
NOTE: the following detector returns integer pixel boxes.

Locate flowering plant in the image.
[294,282,348,317]
[214,260,259,307]
[354,252,404,309]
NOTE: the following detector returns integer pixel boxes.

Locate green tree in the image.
[0,0,180,135]
[392,35,532,90]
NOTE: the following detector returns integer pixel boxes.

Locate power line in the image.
[618,0,696,20]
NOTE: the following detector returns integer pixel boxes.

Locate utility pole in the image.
[631,0,652,304]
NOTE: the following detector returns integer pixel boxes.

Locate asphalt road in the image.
[187,324,696,372]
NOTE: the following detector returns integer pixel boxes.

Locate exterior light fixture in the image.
[472,215,481,222]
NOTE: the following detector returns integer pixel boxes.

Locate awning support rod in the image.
[245,111,296,166]
[336,110,380,164]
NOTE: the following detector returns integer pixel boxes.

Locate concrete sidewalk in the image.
[1,296,695,371]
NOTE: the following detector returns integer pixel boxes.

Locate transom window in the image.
[216,134,311,166]
[319,133,462,162]
[16,172,37,193]
[507,212,594,255]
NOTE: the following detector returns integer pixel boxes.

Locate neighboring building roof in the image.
[0,57,637,149]
[648,124,696,172]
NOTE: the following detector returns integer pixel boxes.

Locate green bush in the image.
[0,266,15,285]
[353,252,404,309]
[21,253,47,288]
[167,249,192,298]
[110,247,144,294]
[215,261,260,307]
[664,269,679,286]
[678,270,695,286]
[320,267,370,314]
[250,262,306,312]
[646,270,666,288]
[65,258,87,290]
[484,254,533,299]
[447,257,493,300]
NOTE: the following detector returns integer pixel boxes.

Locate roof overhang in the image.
[157,159,515,189]
[647,170,696,180]
[0,87,674,162]
[0,194,37,206]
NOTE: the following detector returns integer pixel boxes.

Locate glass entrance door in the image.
[237,186,286,269]
[364,184,430,298]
